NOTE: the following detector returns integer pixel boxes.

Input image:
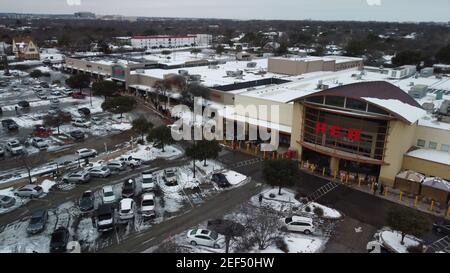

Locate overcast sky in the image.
[1,0,449,22]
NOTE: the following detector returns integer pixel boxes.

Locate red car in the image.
[72,92,86,99]
[32,125,52,137]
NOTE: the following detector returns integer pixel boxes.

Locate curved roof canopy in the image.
[293,81,426,124]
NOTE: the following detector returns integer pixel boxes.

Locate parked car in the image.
[2,119,19,131]
[141,193,156,218]
[186,228,225,249]
[78,108,91,117]
[96,204,115,232]
[50,90,62,96]
[79,190,95,213]
[91,116,102,125]
[61,88,73,96]
[70,130,85,140]
[141,171,156,192]
[163,169,178,186]
[40,82,49,88]
[119,155,142,168]
[211,173,231,188]
[281,216,315,235]
[26,209,48,235]
[87,166,111,178]
[50,98,60,104]
[18,100,30,108]
[72,118,91,128]
[37,93,48,100]
[62,171,91,184]
[32,125,52,137]
[0,195,16,208]
[50,227,69,253]
[0,145,4,157]
[432,220,450,236]
[102,185,116,204]
[119,198,135,220]
[0,107,2,115]
[107,160,126,172]
[76,148,97,159]
[122,179,136,198]
[6,140,24,155]
[14,185,43,198]
[72,92,86,99]
[31,137,49,150]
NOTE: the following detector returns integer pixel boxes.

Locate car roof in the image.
[103,185,113,191]
[290,216,314,223]
[120,198,134,209]
[21,184,40,190]
[196,229,212,236]
[97,204,113,214]
[142,193,155,200]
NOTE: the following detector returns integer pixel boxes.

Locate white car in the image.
[87,166,111,178]
[281,216,316,235]
[187,228,225,249]
[14,185,43,198]
[141,193,155,217]
[72,118,91,128]
[119,198,135,220]
[6,140,24,155]
[50,90,62,96]
[76,148,97,159]
[37,93,47,100]
[107,160,126,172]
[31,137,49,150]
[141,172,156,192]
[163,169,177,186]
[119,155,142,168]
[102,185,116,204]
[50,98,60,104]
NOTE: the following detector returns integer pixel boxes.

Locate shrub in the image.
[275,237,289,253]
[407,244,424,253]
[300,198,308,204]
[304,206,311,212]
[269,193,276,198]
[313,206,324,217]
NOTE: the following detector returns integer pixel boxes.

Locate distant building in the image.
[131,35,197,49]
[12,36,39,60]
[189,34,213,47]
[74,12,96,19]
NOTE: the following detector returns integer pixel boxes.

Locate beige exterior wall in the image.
[267,57,363,76]
[402,156,450,180]
[234,95,293,130]
[65,57,113,76]
[379,120,418,186]
[289,102,304,155]
[415,125,450,152]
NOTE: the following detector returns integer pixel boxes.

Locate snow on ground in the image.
[223,170,248,186]
[111,122,132,131]
[252,233,325,253]
[128,143,184,162]
[195,160,225,175]
[379,229,422,253]
[0,187,28,215]
[251,188,341,219]
[39,179,56,193]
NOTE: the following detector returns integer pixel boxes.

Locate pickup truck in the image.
[119,155,142,168]
[6,140,24,155]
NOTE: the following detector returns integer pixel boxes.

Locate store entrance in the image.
[338,159,381,177]
[301,148,331,171]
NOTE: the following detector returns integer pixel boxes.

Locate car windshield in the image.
[10,143,20,148]
[98,213,111,221]
[166,172,175,178]
[104,191,114,197]
[285,217,292,224]
[210,231,219,240]
[51,231,65,241]
[142,178,153,184]
[121,209,130,214]
[29,216,42,225]
[1,196,10,202]
[142,200,154,206]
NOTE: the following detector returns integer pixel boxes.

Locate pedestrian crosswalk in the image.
[306,181,340,203]
[229,157,264,168]
[426,236,450,253]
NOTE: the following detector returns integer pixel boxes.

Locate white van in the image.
[281,216,316,235]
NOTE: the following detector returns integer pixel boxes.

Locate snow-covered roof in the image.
[395,170,425,182]
[120,198,133,209]
[405,149,450,165]
[362,97,426,124]
[422,177,450,192]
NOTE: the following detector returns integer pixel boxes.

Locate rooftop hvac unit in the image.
[338,82,343,86]
[226,71,235,77]
[247,62,257,68]
[208,65,219,69]
[247,87,256,91]
[189,74,201,81]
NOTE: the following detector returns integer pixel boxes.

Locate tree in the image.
[185,141,204,178]
[263,159,298,195]
[101,96,136,118]
[344,39,367,57]
[199,139,221,166]
[243,205,282,250]
[92,80,118,97]
[386,207,431,245]
[132,117,153,141]
[43,111,72,134]
[180,83,210,108]
[207,219,245,253]
[436,44,450,64]
[147,125,173,152]
[215,45,225,55]
[65,74,91,92]
[190,48,202,57]
[274,42,289,56]
[392,50,422,66]
[29,69,43,78]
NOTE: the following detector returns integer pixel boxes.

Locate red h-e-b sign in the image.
[315,121,362,141]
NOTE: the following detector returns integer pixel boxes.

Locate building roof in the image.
[405,149,450,166]
[298,81,425,124]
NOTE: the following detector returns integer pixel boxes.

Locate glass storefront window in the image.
[345,98,367,112]
[325,96,345,107]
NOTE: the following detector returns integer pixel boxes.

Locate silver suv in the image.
[62,171,91,184]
